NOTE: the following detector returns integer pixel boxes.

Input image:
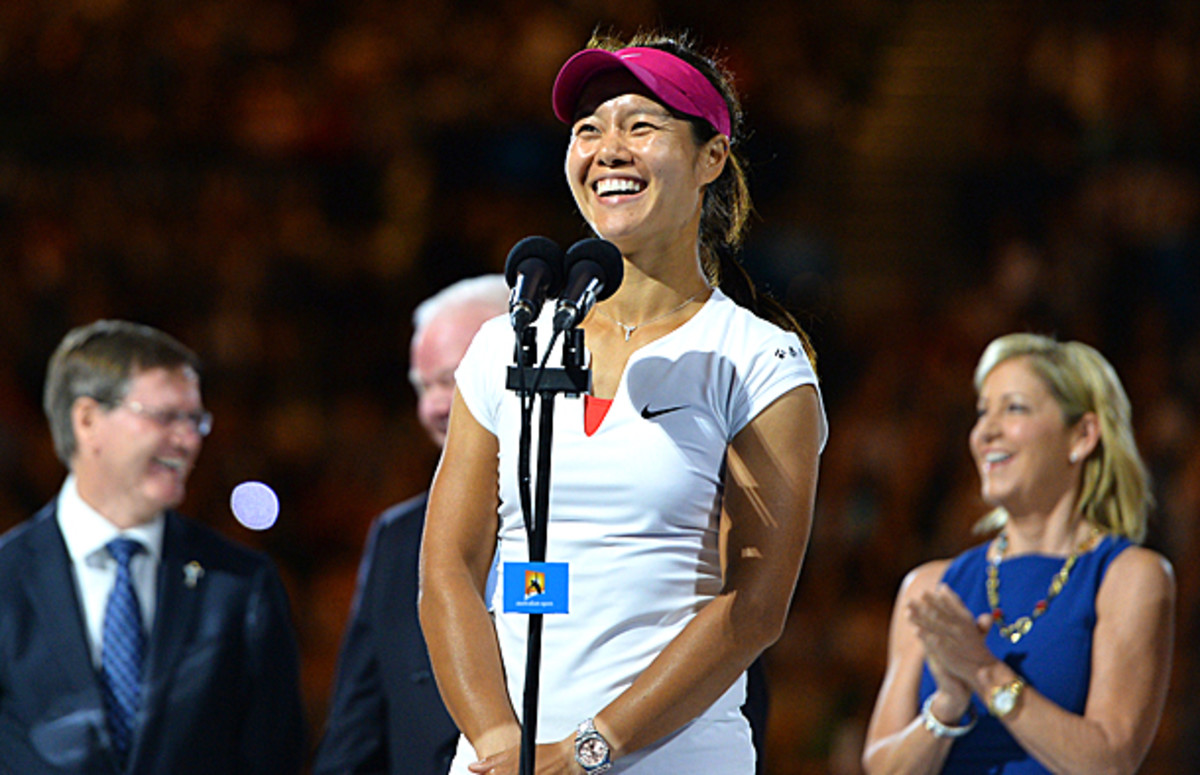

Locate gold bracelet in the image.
[921,694,977,738]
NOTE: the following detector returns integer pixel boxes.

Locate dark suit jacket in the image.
[0,502,305,775]
[313,493,458,775]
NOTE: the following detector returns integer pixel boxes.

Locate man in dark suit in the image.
[313,275,509,775]
[0,319,305,775]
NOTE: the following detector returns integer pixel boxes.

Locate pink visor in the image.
[552,47,732,138]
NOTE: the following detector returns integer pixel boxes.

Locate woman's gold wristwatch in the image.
[987,679,1026,718]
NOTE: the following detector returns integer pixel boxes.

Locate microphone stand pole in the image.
[507,326,589,775]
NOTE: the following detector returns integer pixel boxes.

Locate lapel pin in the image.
[183,561,204,588]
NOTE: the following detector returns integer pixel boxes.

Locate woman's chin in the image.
[979,487,1009,510]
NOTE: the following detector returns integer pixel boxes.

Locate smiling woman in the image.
[418,30,828,775]
[863,333,1175,775]
[969,357,1089,525]
[553,34,816,372]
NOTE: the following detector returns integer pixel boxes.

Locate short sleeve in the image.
[727,325,827,451]
[453,316,510,435]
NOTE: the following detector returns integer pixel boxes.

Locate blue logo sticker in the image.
[503,562,569,614]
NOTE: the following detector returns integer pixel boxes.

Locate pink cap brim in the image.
[552,47,731,138]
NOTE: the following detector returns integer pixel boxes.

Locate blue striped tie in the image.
[101,537,146,768]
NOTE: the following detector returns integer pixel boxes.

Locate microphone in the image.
[505,236,564,332]
[552,238,624,332]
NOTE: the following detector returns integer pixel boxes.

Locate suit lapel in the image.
[19,506,118,772]
[143,513,202,693]
[23,507,105,703]
[131,512,202,767]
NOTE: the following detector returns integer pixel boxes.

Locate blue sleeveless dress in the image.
[918,534,1131,773]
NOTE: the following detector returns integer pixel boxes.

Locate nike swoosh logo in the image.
[641,404,686,420]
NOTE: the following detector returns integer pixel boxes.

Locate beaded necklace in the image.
[986,528,1101,644]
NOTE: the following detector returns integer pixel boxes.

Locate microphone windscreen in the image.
[505,236,564,294]
[563,238,623,300]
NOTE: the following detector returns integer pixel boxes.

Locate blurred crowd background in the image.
[1,0,1198,773]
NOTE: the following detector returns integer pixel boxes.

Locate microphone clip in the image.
[506,325,590,398]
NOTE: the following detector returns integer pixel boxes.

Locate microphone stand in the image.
[506,324,590,775]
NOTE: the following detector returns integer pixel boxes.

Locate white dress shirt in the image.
[56,475,164,668]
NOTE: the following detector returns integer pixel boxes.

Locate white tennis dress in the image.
[448,289,827,773]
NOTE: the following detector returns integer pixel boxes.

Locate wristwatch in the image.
[574,717,612,774]
[987,678,1026,718]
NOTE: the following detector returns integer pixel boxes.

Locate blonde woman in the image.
[864,333,1174,774]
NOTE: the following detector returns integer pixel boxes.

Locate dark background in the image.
[2,1,1198,772]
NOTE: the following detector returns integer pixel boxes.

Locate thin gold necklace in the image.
[596,293,701,342]
[986,528,1101,644]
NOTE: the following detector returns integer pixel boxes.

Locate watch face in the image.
[579,737,608,766]
[994,688,1016,715]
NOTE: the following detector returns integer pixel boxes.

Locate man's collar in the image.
[57,474,165,565]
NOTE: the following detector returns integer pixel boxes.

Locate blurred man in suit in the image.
[314,275,509,775]
[0,319,305,775]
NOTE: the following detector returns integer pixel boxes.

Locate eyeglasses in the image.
[105,399,214,438]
